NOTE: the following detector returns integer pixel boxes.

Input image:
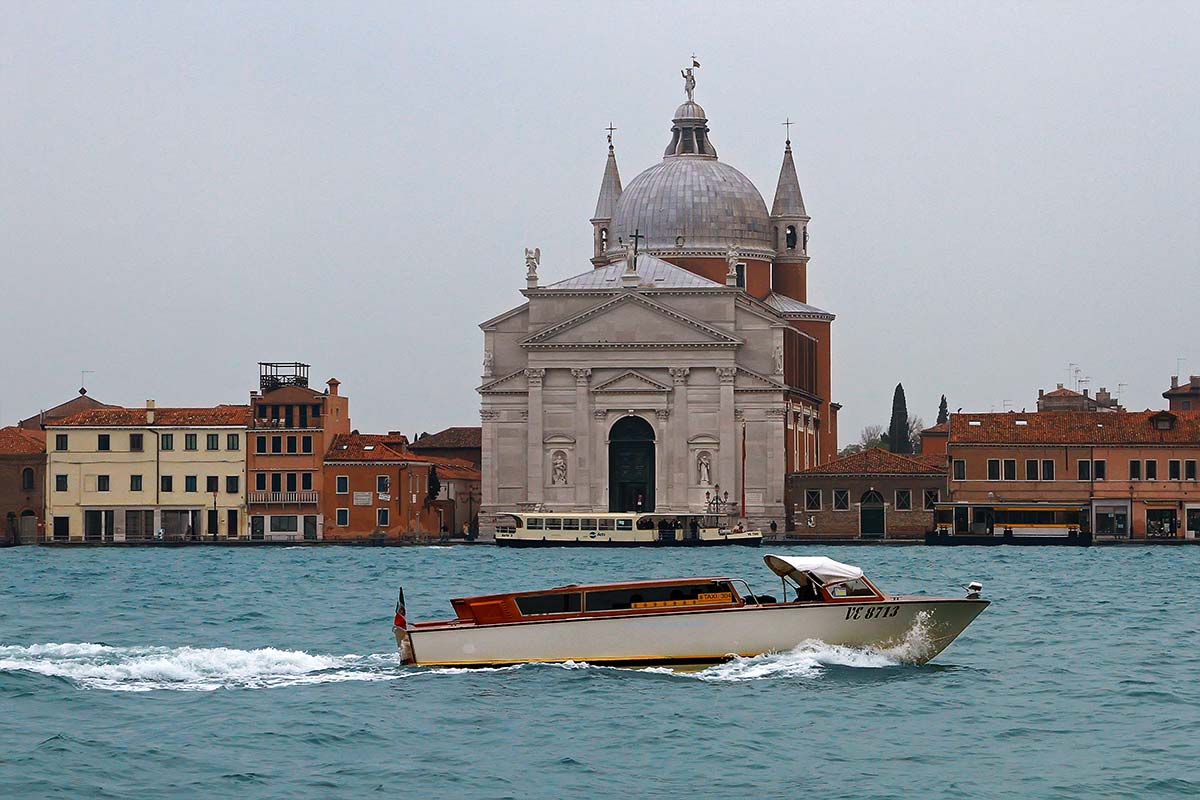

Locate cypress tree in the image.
[937,395,949,425]
[888,383,912,454]
[426,465,441,505]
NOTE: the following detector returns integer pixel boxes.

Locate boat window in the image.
[545,518,562,530]
[826,579,877,599]
[580,518,596,530]
[615,519,632,531]
[598,519,615,531]
[562,518,580,530]
[516,592,582,616]
[586,582,734,611]
[636,517,655,530]
[527,518,544,530]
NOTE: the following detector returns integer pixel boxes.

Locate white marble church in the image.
[478,70,839,531]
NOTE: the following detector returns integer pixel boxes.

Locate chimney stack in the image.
[146,399,155,425]
[327,378,340,396]
[1171,375,1179,389]
[1038,388,1045,399]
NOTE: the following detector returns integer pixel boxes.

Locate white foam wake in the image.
[0,642,407,692]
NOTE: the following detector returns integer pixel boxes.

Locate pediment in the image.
[592,370,672,394]
[478,369,528,394]
[735,367,785,391]
[521,293,740,350]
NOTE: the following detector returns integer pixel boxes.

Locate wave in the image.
[0,642,408,692]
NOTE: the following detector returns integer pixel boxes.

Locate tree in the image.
[838,425,885,457]
[426,465,441,506]
[888,383,912,454]
[937,395,949,425]
[908,416,925,454]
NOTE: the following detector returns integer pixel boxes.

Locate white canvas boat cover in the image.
[763,554,864,585]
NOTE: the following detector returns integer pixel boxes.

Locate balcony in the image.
[249,491,319,505]
[251,418,322,430]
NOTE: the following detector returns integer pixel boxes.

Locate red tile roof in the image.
[48,406,251,427]
[1164,378,1200,397]
[949,411,1200,445]
[797,448,945,476]
[1042,386,1083,398]
[0,426,46,455]
[409,427,482,450]
[325,434,481,479]
[921,422,948,435]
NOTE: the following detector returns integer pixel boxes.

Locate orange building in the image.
[1,426,46,545]
[946,410,1200,540]
[246,363,350,541]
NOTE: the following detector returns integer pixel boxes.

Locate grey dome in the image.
[608,157,773,253]
[674,100,707,119]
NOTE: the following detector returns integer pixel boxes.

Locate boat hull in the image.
[398,598,987,667]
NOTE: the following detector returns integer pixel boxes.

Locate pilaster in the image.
[525,368,545,503]
[669,367,690,509]
[572,369,592,507]
[717,367,737,499]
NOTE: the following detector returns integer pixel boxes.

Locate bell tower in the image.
[770,126,811,302]
[590,125,623,267]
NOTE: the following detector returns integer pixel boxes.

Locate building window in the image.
[1129,460,1142,480]
[336,476,349,494]
[301,436,313,454]
[1094,460,1106,480]
[185,434,197,451]
[833,489,849,510]
[1042,459,1055,481]
[804,489,822,511]
[161,434,174,451]
[1146,460,1158,480]
[227,433,240,450]
[1187,460,1197,481]
[271,436,282,454]
[97,475,110,492]
[55,434,68,451]
[377,475,391,494]
[256,436,267,454]
[377,508,390,527]
[206,476,219,493]
[161,475,173,492]
[185,475,198,493]
[301,473,313,491]
[336,508,349,526]
[987,459,1000,481]
[130,474,143,492]
[285,473,297,493]
[130,433,144,452]
[1078,460,1092,481]
[207,434,220,451]
[785,224,797,250]
[735,263,746,288]
[1025,459,1038,481]
[226,475,239,493]
[270,515,298,533]
[953,459,966,481]
[271,473,282,493]
[1169,460,1181,480]
[255,473,267,491]
[21,467,34,491]
[1002,460,1016,481]
[286,436,297,454]
[55,474,68,492]
[98,434,110,451]
[923,489,940,511]
[895,489,912,510]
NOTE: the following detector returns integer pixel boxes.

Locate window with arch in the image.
[735,263,745,288]
[599,228,608,250]
[786,225,797,250]
[21,467,35,492]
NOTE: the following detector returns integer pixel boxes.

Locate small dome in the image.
[673,101,706,120]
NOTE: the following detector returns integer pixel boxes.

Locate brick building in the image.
[246,363,350,541]
[0,427,46,545]
[1164,376,1200,411]
[947,411,1200,540]
[1037,384,1122,413]
[786,448,946,539]
[409,427,482,469]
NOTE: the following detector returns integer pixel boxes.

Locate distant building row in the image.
[0,363,480,544]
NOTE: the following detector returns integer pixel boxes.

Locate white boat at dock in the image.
[493,511,762,547]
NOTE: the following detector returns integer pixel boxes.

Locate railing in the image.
[248,491,320,505]
[251,419,322,430]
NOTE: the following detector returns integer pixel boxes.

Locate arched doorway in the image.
[860,490,885,538]
[609,416,655,512]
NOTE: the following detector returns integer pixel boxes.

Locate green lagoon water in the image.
[1,546,1197,799]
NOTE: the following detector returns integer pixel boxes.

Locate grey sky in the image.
[3,1,1198,443]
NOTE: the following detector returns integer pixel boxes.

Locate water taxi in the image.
[927,502,1092,546]
[393,554,987,667]
[493,511,762,547]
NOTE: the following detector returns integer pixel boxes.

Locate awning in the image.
[763,554,863,585]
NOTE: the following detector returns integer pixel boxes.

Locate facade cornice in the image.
[520,291,742,348]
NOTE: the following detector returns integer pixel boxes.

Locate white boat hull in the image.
[398,598,987,667]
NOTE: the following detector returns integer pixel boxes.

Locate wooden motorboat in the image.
[393,554,987,667]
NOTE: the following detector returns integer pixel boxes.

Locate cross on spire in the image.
[605,122,617,145]
[782,117,793,145]
[629,228,645,256]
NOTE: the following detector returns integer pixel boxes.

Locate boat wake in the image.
[0,642,408,692]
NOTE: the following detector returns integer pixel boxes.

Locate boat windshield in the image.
[825,578,878,598]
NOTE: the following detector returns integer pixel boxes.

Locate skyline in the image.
[4,1,1198,442]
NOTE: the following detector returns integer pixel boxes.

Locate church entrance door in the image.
[609,416,655,512]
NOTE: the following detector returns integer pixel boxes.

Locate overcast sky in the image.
[3,1,1198,443]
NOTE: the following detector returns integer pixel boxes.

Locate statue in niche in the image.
[697,451,712,486]
[482,350,494,377]
[774,345,784,374]
[551,451,568,486]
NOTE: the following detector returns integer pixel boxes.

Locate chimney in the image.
[1083,388,1089,398]
[1038,389,1045,399]
[1171,375,1179,389]
[146,399,155,425]
[327,378,340,396]
[1191,375,1200,388]
[1056,383,1064,390]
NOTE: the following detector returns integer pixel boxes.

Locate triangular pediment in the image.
[478,369,528,394]
[521,293,740,349]
[735,366,785,391]
[592,370,672,394]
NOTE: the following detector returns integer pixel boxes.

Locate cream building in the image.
[44,402,249,541]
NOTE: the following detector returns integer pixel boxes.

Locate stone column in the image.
[655,408,671,511]
[480,408,499,507]
[717,367,738,500]
[593,409,609,509]
[572,369,592,508]
[525,368,545,504]
[669,367,690,509]
[766,406,787,505]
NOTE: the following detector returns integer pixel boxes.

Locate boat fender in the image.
[393,587,408,629]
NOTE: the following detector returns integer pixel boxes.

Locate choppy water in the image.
[1,546,1197,799]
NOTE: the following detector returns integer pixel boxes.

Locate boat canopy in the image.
[763,554,864,585]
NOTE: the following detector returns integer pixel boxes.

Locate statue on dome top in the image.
[681,67,696,103]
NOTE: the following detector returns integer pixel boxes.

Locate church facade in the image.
[478,72,838,531]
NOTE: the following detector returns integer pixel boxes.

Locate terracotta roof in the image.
[910,453,948,470]
[921,422,948,435]
[797,448,945,476]
[949,411,1200,445]
[0,426,46,455]
[48,406,251,428]
[410,427,482,450]
[325,433,408,461]
[1042,386,1083,398]
[19,392,115,429]
[1164,378,1200,397]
